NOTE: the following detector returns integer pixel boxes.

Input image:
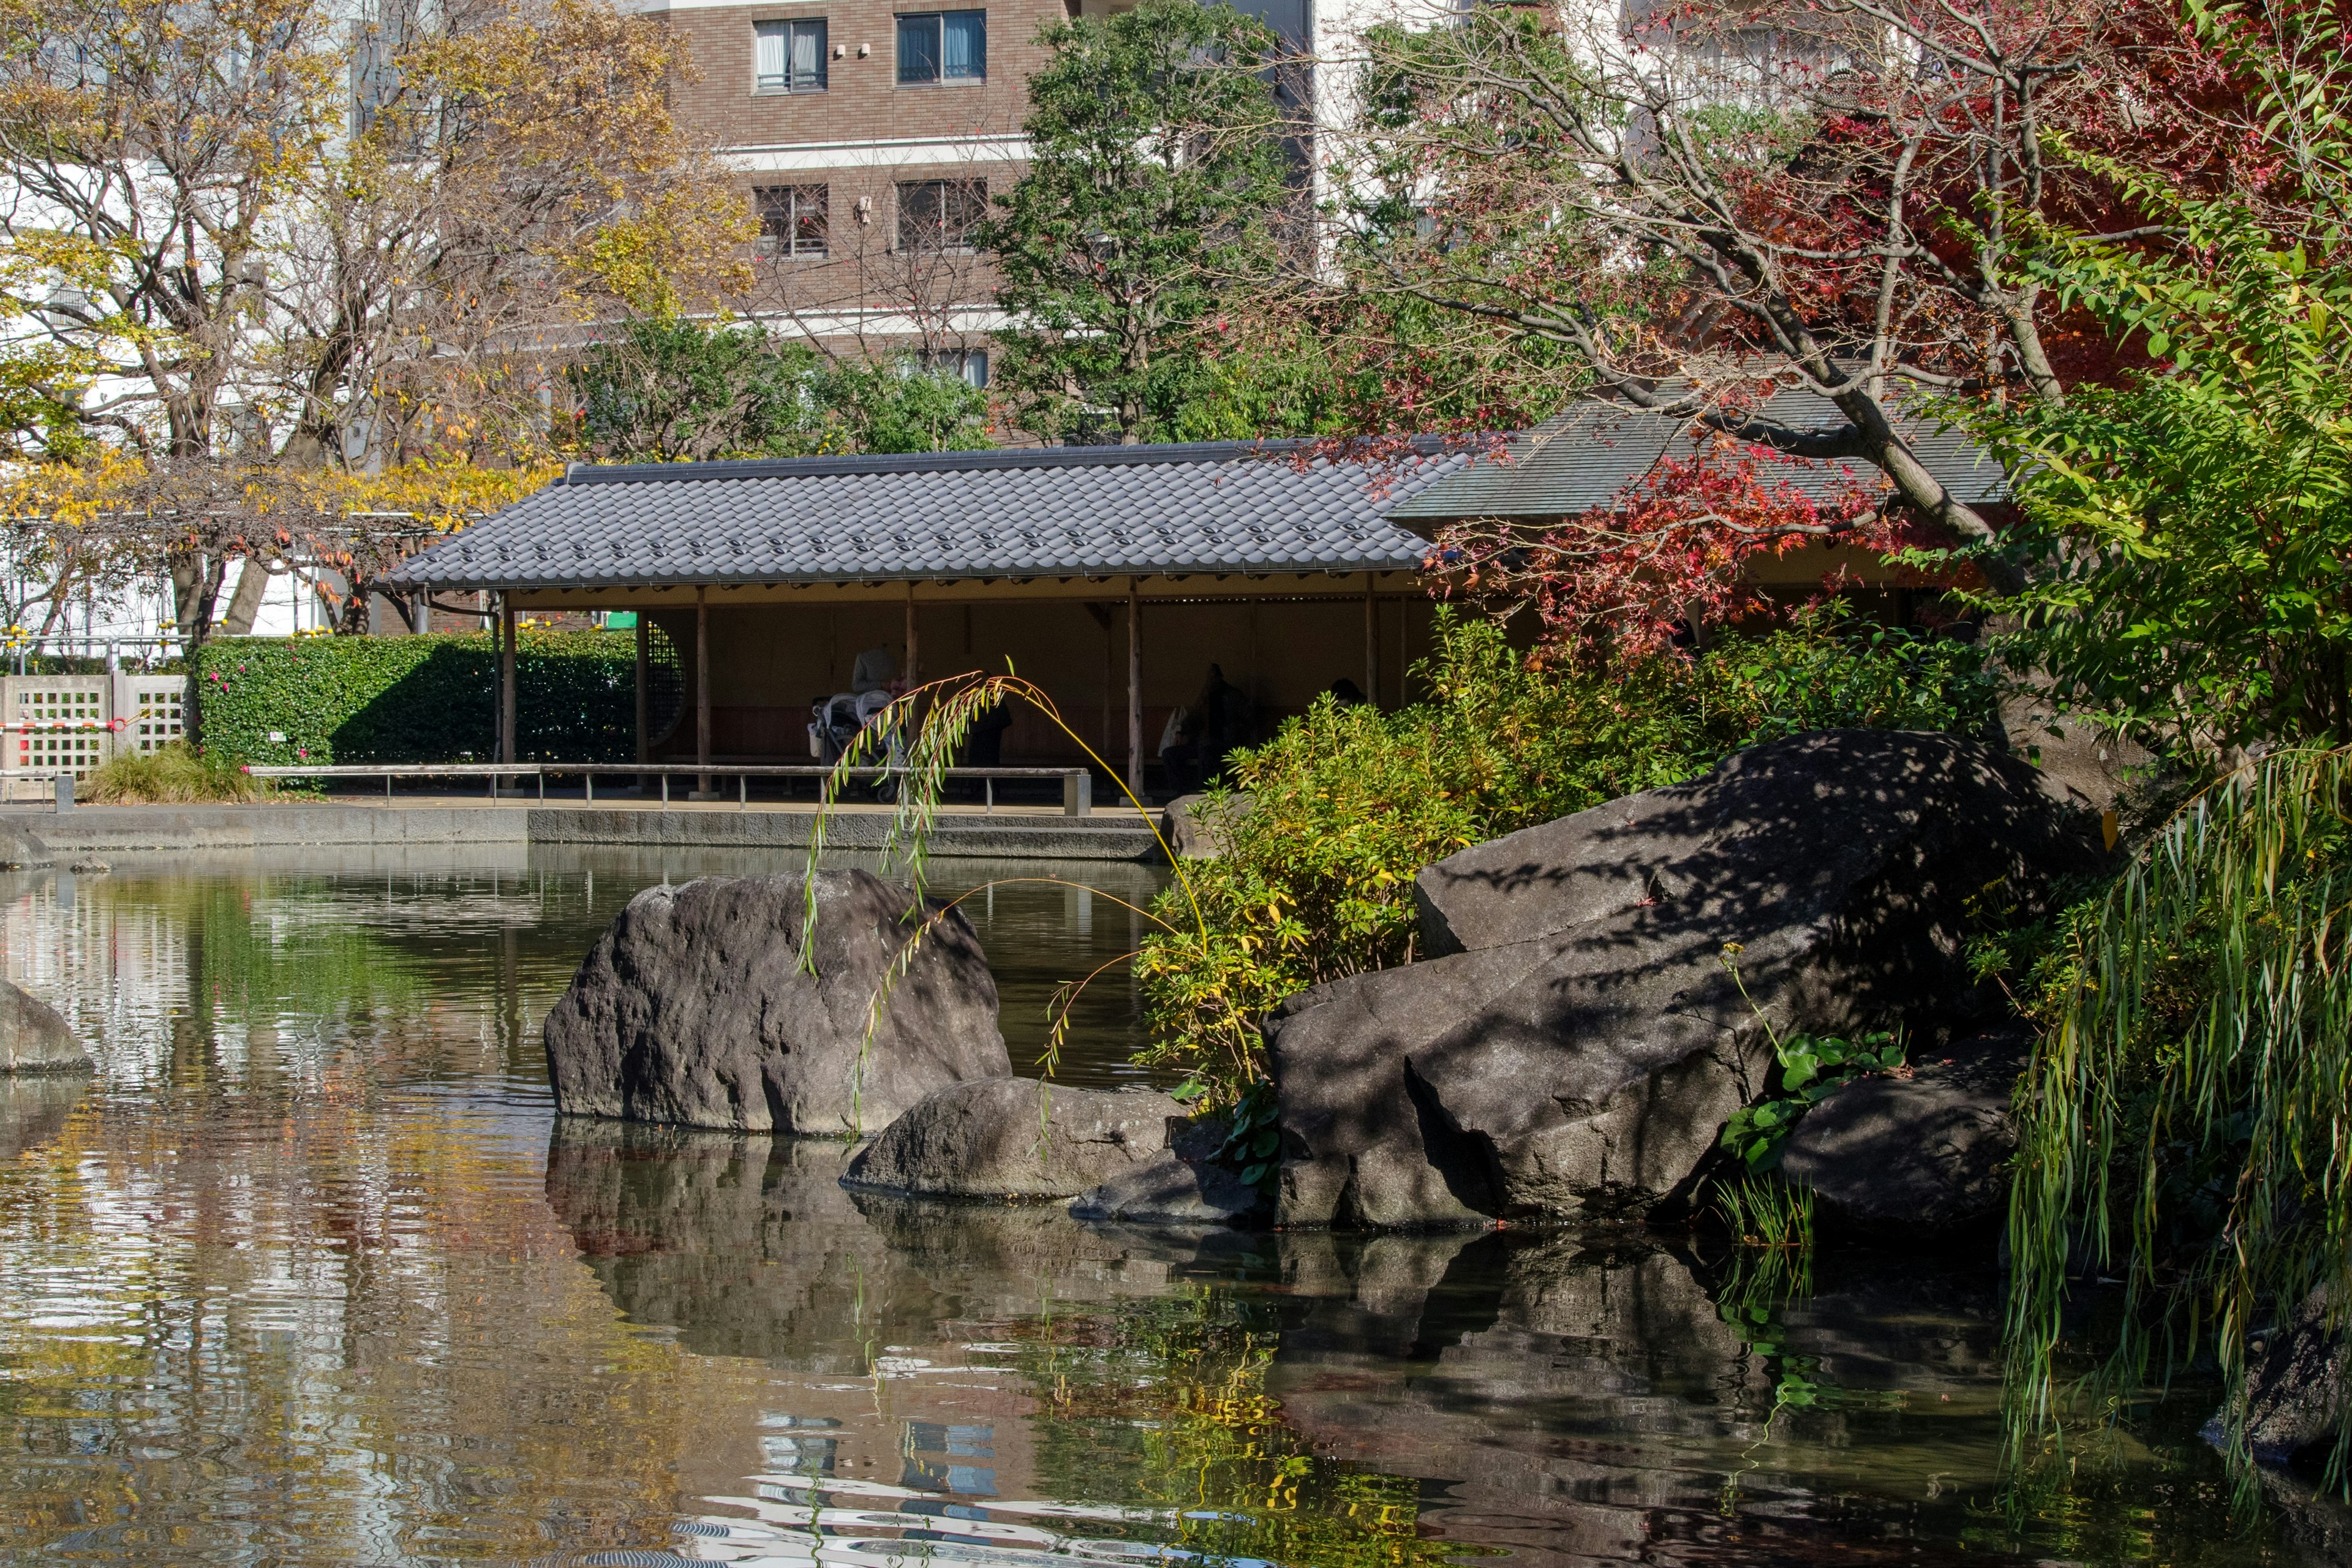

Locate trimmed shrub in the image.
[194,631,639,766]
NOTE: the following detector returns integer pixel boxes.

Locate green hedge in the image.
[194,631,639,765]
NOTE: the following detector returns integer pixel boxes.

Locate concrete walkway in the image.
[0,794,1167,861]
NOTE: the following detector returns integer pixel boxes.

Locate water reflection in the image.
[0,853,2318,1566]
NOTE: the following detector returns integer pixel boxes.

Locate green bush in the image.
[1134,609,1999,1101]
[194,631,639,766]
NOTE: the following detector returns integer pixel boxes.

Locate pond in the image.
[0,850,2322,1566]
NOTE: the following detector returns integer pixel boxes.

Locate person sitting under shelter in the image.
[1161,664,1253,793]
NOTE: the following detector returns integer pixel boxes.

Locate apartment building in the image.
[640,0,1349,386]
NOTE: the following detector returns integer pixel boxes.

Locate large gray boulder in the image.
[1270,729,2101,1229]
[1778,1029,2024,1235]
[842,1077,1183,1199]
[0,979,87,1072]
[2211,1290,2350,1474]
[544,869,1009,1135]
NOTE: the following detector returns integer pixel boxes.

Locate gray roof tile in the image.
[1389,391,2008,523]
[391,440,1472,590]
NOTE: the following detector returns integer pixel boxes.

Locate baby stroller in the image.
[809,688,905,798]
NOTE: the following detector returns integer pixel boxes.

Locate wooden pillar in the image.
[694,587,712,799]
[903,584,919,687]
[1363,577,1378,706]
[498,594,516,768]
[1101,606,1115,757]
[1126,580,1142,799]
[633,616,650,786]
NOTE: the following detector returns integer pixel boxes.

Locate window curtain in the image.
[942,10,984,79]
[753,20,786,87]
[896,15,939,83]
[790,21,824,89]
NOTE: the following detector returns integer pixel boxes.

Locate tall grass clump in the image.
[2007,747,2352,1493]
[80,742,270,804]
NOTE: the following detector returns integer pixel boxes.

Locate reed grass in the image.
[80,742,270,804]
[2006,746,2352,1495]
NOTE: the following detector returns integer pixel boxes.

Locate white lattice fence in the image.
[6,679,110,795]
[123,678,184,754]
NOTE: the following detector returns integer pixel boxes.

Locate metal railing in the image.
[241,761,1098,816]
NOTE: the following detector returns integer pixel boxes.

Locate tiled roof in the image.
[387,440,1475,591]
[1389,390,2008,524]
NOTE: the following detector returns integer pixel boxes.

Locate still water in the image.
[0,850,2324,1566]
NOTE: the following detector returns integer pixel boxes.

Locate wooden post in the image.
[903,583,919,687]
[633,616,650,790]
[1126,580,1142,799]
[498,594,517,770]
[695,587,712,799]
[1363,576,1378,706]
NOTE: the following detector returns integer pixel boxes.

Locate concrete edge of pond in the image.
[0,803,1165,861]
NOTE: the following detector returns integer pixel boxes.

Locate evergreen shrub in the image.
[193,631,638,766]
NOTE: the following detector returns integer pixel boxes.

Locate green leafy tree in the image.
[1983,163,2352,750]
[810,358,993,454]
[564,318,828,462]
[975,0,1297,445]
[564,318,991,459]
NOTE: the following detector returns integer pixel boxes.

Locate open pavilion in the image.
[385,405,2007,796]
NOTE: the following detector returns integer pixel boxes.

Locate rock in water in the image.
[1070,1111,1270,1228]
[2212,1289,2349,1474]
[1778,1029,2024,1235]
[0,980,88,1072]
[1270,730,2101,1229]
[544,869,1009,1134]
[843,1077,1183,1199]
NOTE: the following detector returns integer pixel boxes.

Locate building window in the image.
[756,184,829,256]
[895,10,984,84]
[948,349,987,388]
[755,18,827,92]
[897,178,986,252]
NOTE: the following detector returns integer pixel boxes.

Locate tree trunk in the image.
[219,559,273,636]
[179,554,228,750]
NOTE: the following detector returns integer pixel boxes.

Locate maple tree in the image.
[1313,0,2253,654]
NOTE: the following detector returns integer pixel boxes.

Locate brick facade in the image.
[649,0,1076,365]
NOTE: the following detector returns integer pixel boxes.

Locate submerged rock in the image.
[0,979,88,1072]
[1778,1029,2026,1235]
[1270,729,2101,1229]
[843,1077,1183,1199]
[543,869,1009,1135]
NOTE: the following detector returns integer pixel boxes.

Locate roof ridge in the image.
[560,439,1395,486]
